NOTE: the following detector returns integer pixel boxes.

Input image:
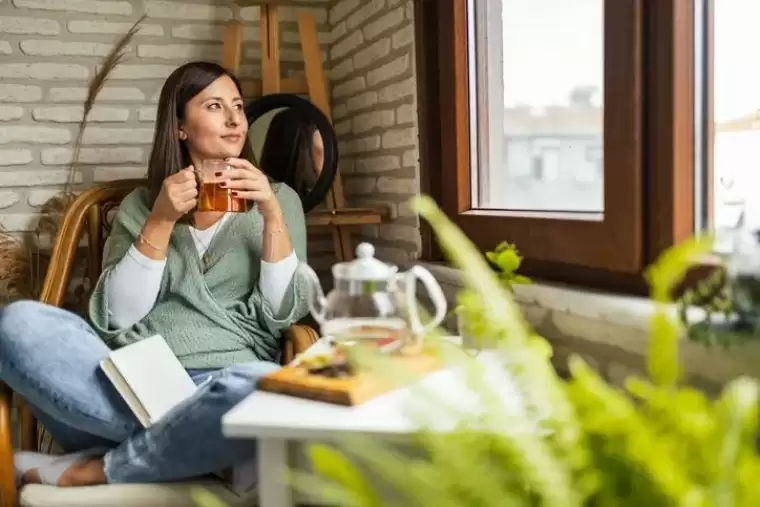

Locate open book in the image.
[100,335,198,427]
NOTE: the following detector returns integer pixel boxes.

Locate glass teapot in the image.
[297,243,448,352]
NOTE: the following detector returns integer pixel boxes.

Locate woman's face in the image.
[311,128,324,174]
[180,75,248,163]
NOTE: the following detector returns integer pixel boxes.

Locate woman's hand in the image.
[150,165,198,223]
[223,158,281,220]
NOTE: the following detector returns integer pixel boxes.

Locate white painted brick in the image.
[340,135,381,154]
[405,1,413,20]
[346,91,378,113]
[346,0,386,30]
[93,166,147,181]
[12,0,132,15]
[20,40,115,57]
[0,127,70,145]
[356,154,400,173]
[48,87,144,103]
[27,189,59,207]
[353,109,395,134]
[282,30,328,46]
[0,42,12,55]
[330,58,354,81]
[402,148,418,167]
[382,127,417,149]
[331,30,362,60]
[0,169,82,186]
[171,24,225,41]
[108,64,176,80]
[0,106,24,122]
[329,0,360,25]
[0,214,39,232]
[388,0,402,6]
[41,147,143,165]
[363,6,404,40]
[0,191,20,209]
[345,177,376,194]
[278,7,326,25]
[138,107,156,122]
[32,106,129,123]
[334,119,352,136]
[0,149,33,166]
[137,43,220,60]
[333,103,348,120]
[67,20,163,36]
[392,23,414,49]
[82,127,153,145]
[333,76,365,98]
[0,63,88,80]
[377,176,416,194]
[145,1,232,21]
[0,16,59,35]
[379,77,415,103]
[330,21,347,43]
[367,54,409,87]
[237,6,260,22]
[353,38,391,70]
[396,103,416,125]
[0,84,42,103]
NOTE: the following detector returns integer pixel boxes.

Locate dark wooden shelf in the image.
[306,206,391,227]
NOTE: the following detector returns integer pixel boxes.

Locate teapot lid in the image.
[333,243,398,281]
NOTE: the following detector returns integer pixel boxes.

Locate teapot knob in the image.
[356,242,375,259]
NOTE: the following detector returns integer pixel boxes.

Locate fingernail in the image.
[220,183,227,188]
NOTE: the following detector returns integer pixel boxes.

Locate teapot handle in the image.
[297,262,327,325]
[404,265,448,337]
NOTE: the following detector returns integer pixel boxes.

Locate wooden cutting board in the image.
[258,352,443,406]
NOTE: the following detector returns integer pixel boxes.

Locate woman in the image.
[0,61,309,488]
[258,107,324,196]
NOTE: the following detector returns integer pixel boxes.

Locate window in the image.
[415,0,698,293]
[699,0,759,253]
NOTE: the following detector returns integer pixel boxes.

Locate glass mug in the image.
[196,159,249,213]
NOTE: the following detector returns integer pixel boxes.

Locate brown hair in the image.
[146,61,256,204]
[258,107,318,196]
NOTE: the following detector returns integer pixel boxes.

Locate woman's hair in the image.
[258,108,319,196]
[146,61,255,204]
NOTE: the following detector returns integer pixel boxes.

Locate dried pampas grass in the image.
[0,15,145,305]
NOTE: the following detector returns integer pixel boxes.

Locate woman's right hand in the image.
[150,166,198,223]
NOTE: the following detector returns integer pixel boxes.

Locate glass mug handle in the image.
[403,265,448,347]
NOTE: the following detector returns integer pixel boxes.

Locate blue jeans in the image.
[0,300,280,484]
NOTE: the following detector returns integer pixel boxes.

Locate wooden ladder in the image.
[222,2,389,261]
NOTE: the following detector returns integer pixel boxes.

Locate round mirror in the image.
[245,93,339,213]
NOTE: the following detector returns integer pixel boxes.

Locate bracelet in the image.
[137,233,165,253]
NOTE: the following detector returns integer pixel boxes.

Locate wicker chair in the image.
[0,179,320,507]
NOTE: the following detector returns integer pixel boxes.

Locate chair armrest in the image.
[0,382,16,507]
[280,324,320,365]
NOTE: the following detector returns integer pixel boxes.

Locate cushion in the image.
[19,478,256,507]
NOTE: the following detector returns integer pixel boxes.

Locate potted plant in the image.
[192,196,759,506]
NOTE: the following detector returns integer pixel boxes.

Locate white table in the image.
[221,344,526,507]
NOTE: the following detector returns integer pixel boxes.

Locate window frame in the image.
[414,0,705,295]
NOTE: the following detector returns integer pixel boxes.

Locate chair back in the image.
[39,179,145,310]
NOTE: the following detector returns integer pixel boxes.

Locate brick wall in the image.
[327,0,421,265]
[0,0,330,235]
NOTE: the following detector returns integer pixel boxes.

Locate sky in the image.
[500,0,603,108]
[499,0,752,122]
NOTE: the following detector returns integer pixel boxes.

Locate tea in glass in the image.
[196,159,248,212]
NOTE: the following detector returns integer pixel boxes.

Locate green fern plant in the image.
[195,196,760,507]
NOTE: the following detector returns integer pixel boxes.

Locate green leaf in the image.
[307,444,383,507]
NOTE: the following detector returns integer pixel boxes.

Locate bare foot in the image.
[22,457,107,487]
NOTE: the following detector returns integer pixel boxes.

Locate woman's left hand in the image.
[222,158,281,219]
